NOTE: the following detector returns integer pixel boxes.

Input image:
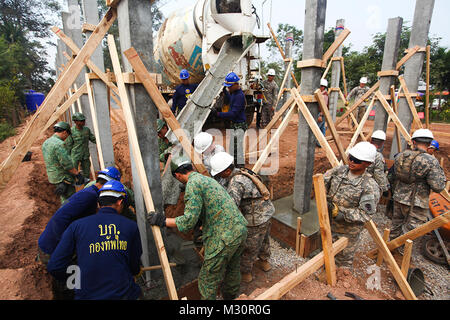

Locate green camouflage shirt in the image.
[324,165,381,224]
[175,172,248,260]
[158,136,172,163]
[388,149,446,209]
[42,134,75,184]
[366,151,390,193]
[65,126,96,162]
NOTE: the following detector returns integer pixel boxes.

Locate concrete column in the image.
[62,4,100,171]
[293,0,327,214]
[329,19,345,121]
[373,17,403,134]
[390,0,435,157]
[117,0,164,269]
[81,0,115,167]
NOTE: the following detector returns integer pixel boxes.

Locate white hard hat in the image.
[320,79,328,87]
[348,142,377,163]
[371,130,386,141]
[360,77,368,84]
[210,152,234,177]
[412,128,434,140]
[267,69,276,76]
[194,132,213,154]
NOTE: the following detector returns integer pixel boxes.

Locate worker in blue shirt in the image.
[217,72,247,166]
[171,69,198,116]
[47,180,143,300]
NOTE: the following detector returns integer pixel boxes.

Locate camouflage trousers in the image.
[240,220,271,274]
[198,231,247,300]
[260,104,274,129]
[353,105,367,125]
[331,219,364,268]
[390,201,429,240]
[230,122,248,167]
[73,158,91,178]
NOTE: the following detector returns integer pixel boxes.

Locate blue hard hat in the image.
[223,72,240,87]
[99,180,127,200]
[98,166,121,181]
[430,140,440,150]
[180,69,190,80]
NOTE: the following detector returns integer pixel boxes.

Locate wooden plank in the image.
[398,76,423,129]
[340,58,348,96]
[299,234,307,257]
[82,23,97,33]
[401,239,413,277]
[252,102,297,173]
[295,217,302,255]
[255,237,348,300]
[321,60,332,80]
[292,88,340,168]
[141,262,177,272]
[123,47,209,176]
[376,228,390,266]
[346,97,375,153]
[276,59,293,106]
[313,174,336,286]
[365,220,417,300]
[315,89,348,165]
[390,85,402,153]
[297,58,325,69]
[0,8,117,192]
[375,91,413,146]
[108,35,178,300]
[85,74,105,170]
[396,46,420,70]
[377,70,399,77]
[322,28,351,63]
[367,210,450,258]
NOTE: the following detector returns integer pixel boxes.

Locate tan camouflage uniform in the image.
[260,79,278,128]
[366,151,390,194]
[347,86,371,124]
[224,168,275,274]
[324,165,381,268]
[174,172,248,300]
[387,148,446,239]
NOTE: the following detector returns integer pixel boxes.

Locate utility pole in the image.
[373,17,404,134]
[390,0,435,157]
[293,0,327,214]
[328,19,345,121]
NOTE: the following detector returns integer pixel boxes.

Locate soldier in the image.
[324,142,381,269]
[157,119,172,165]
[210,152,275,283]
[193,132,225,174]
[147,154,248,300]
[216,72,247,167]
[366,130,390,195]
[346,77,371,125]
[47,180,143,300]
[42,122,83,204]
[65,112,96,179]
[260,69,279,128]
[171,69,198,116]
[387,129,446,244]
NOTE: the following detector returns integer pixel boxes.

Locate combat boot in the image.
[257,259,272,272]
[241,272,253,283]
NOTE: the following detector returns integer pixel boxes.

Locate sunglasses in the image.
[349,155,363,164]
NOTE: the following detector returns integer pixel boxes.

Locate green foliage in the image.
[0,121,15,142]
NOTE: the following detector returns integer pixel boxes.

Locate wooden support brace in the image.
[297,58,326,69]
[295,217,302,256]
[365,220,417,300]
[82,23,97,33]
[376,228,391,266]
[322,28,351,63]
[108,35,178,300]
[398,76,423,129]
[313,174,337,286]
[255,237,348,300]
[367,210,450,259]
[401,239,413,277]
[346,97,376,153]
[123,47,208,176]
[390,85,402,153]
[377,70,399,77]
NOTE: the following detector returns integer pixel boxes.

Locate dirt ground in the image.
[0,113,448,300]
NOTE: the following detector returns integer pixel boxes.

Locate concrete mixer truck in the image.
[153,0,268,129]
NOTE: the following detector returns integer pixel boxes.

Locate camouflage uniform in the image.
[387,148,446,239]
[366,151,389,193]
[158,136,172,164]
[42,134,76,203]
[224,169,275,274]
[174,172,248,300]
[324,165,381,268]
[347,86,371,124]
[260,79,279,128]
[64,126,96,178]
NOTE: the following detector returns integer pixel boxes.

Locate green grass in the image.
[0,122,16,142]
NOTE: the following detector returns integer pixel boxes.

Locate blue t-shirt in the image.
[217,88,246,123]
[47,207,143,300]
[38,185,100,255]
[172,83,198,113]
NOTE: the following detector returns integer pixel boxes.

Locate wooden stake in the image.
[401,239,413,277]
[376,228,390,266]
[313,174,336,286]
[365,220,417,300]
[296,217,302,255]
[299,234,307,258]
[108,35,178,300]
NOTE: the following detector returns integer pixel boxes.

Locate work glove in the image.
[75,173,88,186]
[54,182,68,196]
[331,203,339,218]
[345,101,349,106]
[193,220,203,248]
[147,212,166,228]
